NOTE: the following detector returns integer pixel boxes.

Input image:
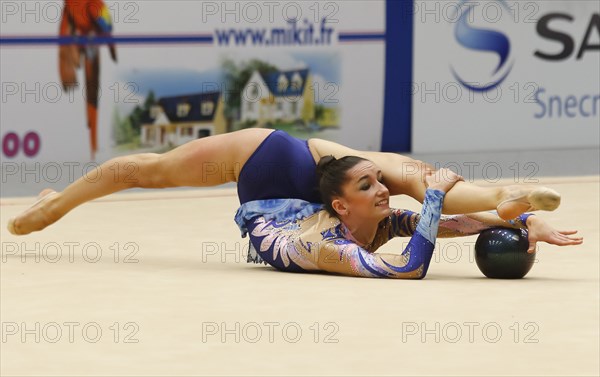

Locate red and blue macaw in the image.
[59,0,117,160]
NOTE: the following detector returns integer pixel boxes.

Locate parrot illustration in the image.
[59,0,117,160]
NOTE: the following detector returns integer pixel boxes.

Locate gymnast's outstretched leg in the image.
[8,128,274,235]
[308,138,560,219]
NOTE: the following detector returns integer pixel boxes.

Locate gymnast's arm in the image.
[387,209,531,239]
[384,209,582,251]
[314,189,446,279]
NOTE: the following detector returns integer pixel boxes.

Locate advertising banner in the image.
[412,0,600,153]
[1,0,390,175]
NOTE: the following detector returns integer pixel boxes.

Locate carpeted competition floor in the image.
[1,177,598,376]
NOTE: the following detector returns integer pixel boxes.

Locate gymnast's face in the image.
[332,161,391,221]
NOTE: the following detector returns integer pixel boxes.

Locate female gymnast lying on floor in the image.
[7,129,582,278]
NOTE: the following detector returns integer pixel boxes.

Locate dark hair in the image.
[316,155,369,216]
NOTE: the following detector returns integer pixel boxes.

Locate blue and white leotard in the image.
[234,189,446,279]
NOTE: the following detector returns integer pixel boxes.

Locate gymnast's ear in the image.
[331,198,348,216]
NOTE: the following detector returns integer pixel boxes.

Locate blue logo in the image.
[451,0,514,92]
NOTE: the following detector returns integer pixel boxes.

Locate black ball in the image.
[475,227,535,279]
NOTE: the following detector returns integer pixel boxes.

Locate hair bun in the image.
[316,155,337,179]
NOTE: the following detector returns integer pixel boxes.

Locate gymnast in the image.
[7,129,582,278]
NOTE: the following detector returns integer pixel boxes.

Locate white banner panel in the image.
[413,0,599,153]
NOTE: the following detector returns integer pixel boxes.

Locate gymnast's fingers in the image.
[556,230,583,241]
[549,233,583,246]
[558,230,579,235]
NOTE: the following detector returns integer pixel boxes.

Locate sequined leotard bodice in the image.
[235,189,447,278]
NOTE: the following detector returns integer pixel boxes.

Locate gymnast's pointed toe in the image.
[5,190,59,236]
[7,217,20,235]
[497,186,561,220]
[528,187,561,212]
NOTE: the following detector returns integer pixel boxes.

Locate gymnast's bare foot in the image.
[7,189,61,235]
[497,186,561,220]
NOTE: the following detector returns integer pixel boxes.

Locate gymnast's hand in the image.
[525,216,583,253]
[424,168,464,193]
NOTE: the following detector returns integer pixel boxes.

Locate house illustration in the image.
[240,69,315,126]
[140,91,226,147]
